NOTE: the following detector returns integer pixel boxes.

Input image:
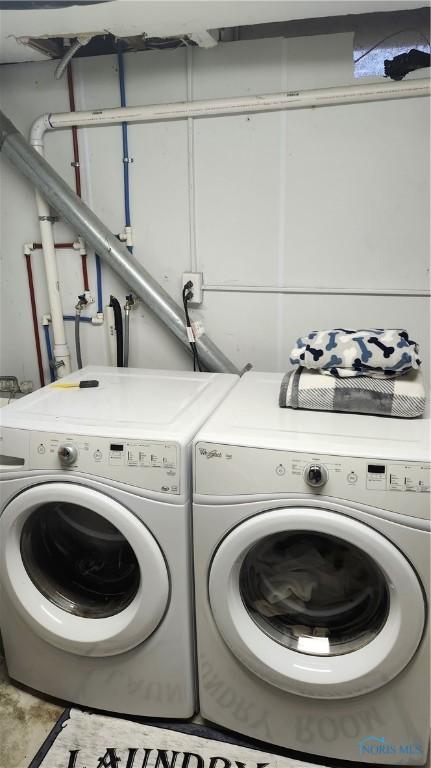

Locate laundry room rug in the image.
[28,709,326,768]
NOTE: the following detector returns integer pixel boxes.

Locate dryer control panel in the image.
[195,442,430,519]
[30,431,180,494]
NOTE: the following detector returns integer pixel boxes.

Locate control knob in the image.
[304,463,328,488]
[58,444,78,466]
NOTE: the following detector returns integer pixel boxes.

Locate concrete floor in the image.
[0,656,63,768]
[1,653,428,768]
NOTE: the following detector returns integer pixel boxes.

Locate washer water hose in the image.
[43,323,56,382]
[74,294,87,370]
[75,312,82,369]
[109,295,124,367]
[123,294,135,367]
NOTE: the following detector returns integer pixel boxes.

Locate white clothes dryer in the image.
[193,372,430,764]
[0,366,237,717]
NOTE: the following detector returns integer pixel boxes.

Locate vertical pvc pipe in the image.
[33,188,71,376]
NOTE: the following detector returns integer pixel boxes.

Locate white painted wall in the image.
[0,33,429,387]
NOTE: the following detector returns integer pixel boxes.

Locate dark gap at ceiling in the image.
[13,5,431,65]
[233,6,430,41]
[24,33,197,61]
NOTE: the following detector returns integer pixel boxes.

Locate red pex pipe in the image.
[33,242,74,249]
[67,65,81,198]
[67,62,90,291]
[25,252,45,388]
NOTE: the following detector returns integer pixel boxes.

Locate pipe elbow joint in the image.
[30,114,51,147]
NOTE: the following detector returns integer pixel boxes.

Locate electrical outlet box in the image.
[182,272,203,305]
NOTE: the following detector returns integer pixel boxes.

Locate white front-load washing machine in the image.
[193,372,430,764]
[0,365,237,717]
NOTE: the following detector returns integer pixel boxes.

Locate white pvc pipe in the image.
[105,305,117,367]
[34,78,430,134]
[31,140,71,377]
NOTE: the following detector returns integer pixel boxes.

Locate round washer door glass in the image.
[209,506,425,699]
[21,502,141,619]
[0,483,170,657]
[240,530,389,656]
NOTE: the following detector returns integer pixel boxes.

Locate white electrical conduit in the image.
[31,140,71,375]
[203,285,431,297]
[27,77,429,374]
[55,36,92,80]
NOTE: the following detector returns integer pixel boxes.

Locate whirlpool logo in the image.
[358,736,424,758]
[199,447,222,459]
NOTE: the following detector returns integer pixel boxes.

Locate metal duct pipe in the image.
[0,111,239,375]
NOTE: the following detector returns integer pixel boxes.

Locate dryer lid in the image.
[0,366,238,443]
[195,371,430,462]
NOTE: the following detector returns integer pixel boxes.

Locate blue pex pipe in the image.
[117,44,133,251]
[63,315,93,323]
[43,324,55,382]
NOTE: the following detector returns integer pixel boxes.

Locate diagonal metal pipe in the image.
[0,110,239,375]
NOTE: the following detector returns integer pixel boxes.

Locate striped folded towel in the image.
[279,367,426,418]
[289,329,421,377]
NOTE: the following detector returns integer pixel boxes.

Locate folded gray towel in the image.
[279,367,425,418]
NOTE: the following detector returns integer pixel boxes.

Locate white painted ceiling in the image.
[0,0,428,63]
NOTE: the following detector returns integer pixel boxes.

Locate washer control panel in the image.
[195,442,430,519]
[30,432,180,494]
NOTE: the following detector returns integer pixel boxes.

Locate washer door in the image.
[0,483,170,657]
[209,507,425,699]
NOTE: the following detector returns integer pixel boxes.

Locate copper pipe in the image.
[25,252,45,387]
